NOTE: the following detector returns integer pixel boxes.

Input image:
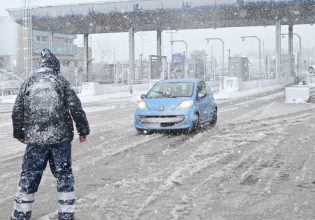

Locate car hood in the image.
[144,98,191,110]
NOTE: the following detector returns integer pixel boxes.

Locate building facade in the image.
[0,16,91,85]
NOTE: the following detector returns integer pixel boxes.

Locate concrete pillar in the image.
[129,27,135,84]
[157,27,162,58]
[49,31,53,51]
[157,26,163,79]
[84,33,89,82]
[288,24,294,77]
[276,21,281,79]
[295,33,302,77]
[149,55,152,81]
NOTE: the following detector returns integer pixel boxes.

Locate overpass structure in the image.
[7,0,315,82]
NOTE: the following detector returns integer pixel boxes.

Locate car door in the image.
[196,81,209,123]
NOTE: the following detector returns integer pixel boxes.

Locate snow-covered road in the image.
[1,88,315,220]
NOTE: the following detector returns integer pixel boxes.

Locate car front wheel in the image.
[136,128,145,135]
[190,113,200,133]
[210,108,217,126]
[136,129,152,135]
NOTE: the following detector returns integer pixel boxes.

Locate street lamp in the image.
[205,38,225,78]
[170,40,188,78]
[241,35,262,76]
[165,31,178,56]
[281,33,302,76]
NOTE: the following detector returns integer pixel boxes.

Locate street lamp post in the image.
[241,36,262,76]
[170,40,188,78]
[281,33,302,76]
[206,38,225,90]
[165,31,178,57]
[205,38,225,79]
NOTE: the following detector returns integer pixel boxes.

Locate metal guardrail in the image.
[0,88,19,96]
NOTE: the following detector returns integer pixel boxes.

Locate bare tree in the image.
[94,38,116,82]
[95,38,114,65]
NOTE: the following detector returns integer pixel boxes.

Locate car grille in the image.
[139,115,185,127]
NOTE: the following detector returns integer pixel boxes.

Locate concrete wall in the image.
[239,78,293,91]
[285,85,315,103]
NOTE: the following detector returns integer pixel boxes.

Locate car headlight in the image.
[177,100,193,109]
[138,101,148,109]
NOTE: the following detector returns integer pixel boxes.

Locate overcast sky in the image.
[1,0,315,63]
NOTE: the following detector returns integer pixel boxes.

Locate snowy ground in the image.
[0,86,315,220]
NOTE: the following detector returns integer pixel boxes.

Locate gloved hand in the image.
[18,139,26,144]
[79,135,88,143]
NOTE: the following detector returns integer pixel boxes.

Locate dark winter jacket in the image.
[12,49,90,145]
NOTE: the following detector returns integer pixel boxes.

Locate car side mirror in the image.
[140,94,146,99]
[197,92,206,100]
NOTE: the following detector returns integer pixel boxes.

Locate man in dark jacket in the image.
[11,49,90,220]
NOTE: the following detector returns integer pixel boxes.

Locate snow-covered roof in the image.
[7,0,315,34]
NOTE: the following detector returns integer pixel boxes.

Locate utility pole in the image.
[140,53,143,80]
[276,21,281,79]
[23,0,32,76]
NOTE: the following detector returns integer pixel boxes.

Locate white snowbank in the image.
[215,85,284,100]
[78,92,132,104]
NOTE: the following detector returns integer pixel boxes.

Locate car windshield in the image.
[146,82,194,98]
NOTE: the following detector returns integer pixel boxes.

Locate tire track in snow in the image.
[134,105,314,219]
[135,118,286,219]
[168,112,315,219]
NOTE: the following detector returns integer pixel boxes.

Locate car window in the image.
[146,82,194,98]
[197,82,207,97]
[206,85,214,100]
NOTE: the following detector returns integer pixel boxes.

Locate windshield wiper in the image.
[152,90,164,95]
[152,90,176,98]
[163,94,177,98]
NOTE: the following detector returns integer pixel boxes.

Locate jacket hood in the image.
[40,49,60,72]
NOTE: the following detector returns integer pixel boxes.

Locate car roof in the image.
[158,78,201,83]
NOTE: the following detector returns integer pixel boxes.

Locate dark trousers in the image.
[12,142,75,220]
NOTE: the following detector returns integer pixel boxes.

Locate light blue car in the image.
[134,79,217,134]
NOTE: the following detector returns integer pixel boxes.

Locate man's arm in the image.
[64,81,90,139]
[12,82,26,142]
